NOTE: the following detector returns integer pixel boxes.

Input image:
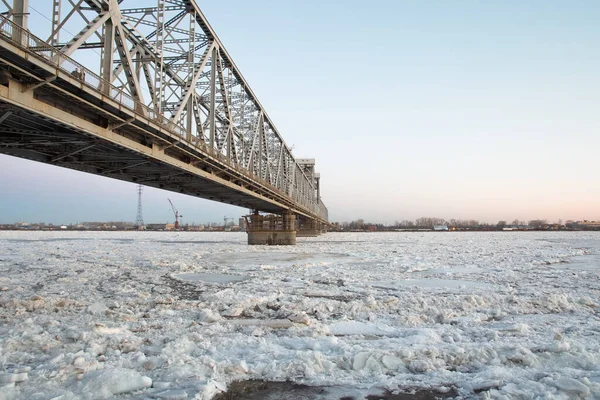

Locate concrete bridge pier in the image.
[320,221,328,234]
[246,211,296,245]
[296,218,321,237]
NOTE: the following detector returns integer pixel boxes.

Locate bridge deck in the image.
[0,15,328,223]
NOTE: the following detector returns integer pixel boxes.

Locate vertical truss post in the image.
[135,51,142,86]
[315,176,320,200]
[101,17,114,95]
[186,97,193,141]
[215,50,233,162]
[142,63,156,109]
[227,128,232,163]
[258,112,263,179]
[288,158,294,196]
[192,97,204,144]
[209,46,217,150]
[154,0,165,112]
[12,0,28,46]
[186,9,195,142]
[51,0,61,47]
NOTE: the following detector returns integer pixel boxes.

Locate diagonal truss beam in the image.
[114,20,144,104]
[60,12,110,57]
[51,144,95,162]
[172,41,214,121]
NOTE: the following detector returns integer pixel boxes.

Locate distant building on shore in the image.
[503,225,531,231]
[145,223,167,231]
[572,220,600,230]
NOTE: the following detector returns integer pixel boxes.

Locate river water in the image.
[0,231,599,399]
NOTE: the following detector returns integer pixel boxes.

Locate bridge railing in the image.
[0,15,329,222]
[0,15,188,138]
[0,17,13,39]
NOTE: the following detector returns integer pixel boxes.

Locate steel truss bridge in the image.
[0,0,328,230]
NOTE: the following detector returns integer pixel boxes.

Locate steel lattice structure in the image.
[135,183,144,228]
[0,0,328,222]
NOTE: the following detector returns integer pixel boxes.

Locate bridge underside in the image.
[0,62,315,219]
[0,91,294,215]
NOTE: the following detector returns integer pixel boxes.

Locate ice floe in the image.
[0,231,599,399]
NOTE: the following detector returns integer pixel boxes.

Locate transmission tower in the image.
[135,184,144,229]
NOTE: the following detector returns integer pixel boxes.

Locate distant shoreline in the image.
[0,228,598,232]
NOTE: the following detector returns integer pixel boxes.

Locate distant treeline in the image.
[330,218,595,231]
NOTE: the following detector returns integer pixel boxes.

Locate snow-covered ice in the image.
[1,231,599,399]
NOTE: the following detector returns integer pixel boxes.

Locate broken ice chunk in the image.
[381,355,404,370]
[553,377,590,396]
[81,368,152,396]
[0,373,28,384]
[198,309,222,323]
[88,302,108,315]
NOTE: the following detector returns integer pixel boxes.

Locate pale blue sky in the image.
[1,1,599,224]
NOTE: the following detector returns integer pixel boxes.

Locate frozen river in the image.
[1,231,599,399]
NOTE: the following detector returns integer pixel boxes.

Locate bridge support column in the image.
[296,218,321,237]
[246,211,296,245]
[320,221,328,234]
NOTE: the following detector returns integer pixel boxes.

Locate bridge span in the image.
[0,0,328,244]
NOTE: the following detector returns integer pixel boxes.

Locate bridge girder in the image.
[0,0,328,222]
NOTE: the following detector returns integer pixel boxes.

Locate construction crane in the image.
[168,198,182,230]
